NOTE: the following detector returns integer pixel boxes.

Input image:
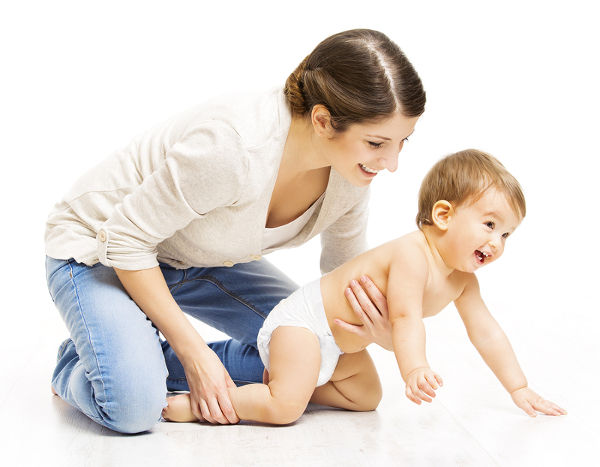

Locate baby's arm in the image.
[454,274,566,417]
[387,246,443,404]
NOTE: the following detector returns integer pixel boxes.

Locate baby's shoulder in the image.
[450,270,480,300]
[384,233,430,273]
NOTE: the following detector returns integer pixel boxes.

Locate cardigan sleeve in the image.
[319,189,370,274]
[96,120,248,270]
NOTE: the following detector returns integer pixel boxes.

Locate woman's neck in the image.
[281,116,329,176]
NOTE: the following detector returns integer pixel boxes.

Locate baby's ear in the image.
[431,200,453,231]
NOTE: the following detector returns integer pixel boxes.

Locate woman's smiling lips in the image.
[359,163,380,177]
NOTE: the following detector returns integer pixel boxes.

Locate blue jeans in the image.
[45,256,297,433]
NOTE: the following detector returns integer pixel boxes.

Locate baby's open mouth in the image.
[475,250,489,264]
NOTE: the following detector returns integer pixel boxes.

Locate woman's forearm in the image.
[113,266,206,359]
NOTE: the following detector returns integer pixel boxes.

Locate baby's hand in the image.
[405,367,443,404]
[510,387,567,417]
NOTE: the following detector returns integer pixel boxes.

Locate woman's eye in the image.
[403,137,410,143]
[368,141,383,148]
[485,221,495,229]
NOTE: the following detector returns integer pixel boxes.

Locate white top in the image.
[45,88,370,273]
[262,194,324,250]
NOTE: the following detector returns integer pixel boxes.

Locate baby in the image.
[163,149,566,424]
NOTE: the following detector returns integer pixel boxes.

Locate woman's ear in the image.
[311,104,334,138]
[431,200,454,231]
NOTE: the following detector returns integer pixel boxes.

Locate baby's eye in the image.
[368,141,383,148]
[502,232,510,239]
[485,221,495,229]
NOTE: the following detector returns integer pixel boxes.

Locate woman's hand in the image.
[334,275,393,351]
[180,342,240,424]
[510,387,567,417]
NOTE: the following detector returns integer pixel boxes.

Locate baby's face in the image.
[444,188,522,273]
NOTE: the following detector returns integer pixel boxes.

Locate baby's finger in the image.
[424,374,439,390]
[533,399,565,417]
[413,385,433,403]
[417,378,436,398]
[434,374,444,387]
[547,402,567,415]
[519,401,537,418]
[406,387,422,405]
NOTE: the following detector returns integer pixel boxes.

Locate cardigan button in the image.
[98,230,107,242]
[223,261,234,267]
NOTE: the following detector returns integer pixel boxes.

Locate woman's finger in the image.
[200,398,215,423]
[347,282,374,325]
[189,395,203,421]
[360,276,389,320]
[217,391,239,424]
[333,317,366,337]
[207,397,228,424]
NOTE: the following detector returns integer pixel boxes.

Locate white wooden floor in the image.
[2,281,597,467]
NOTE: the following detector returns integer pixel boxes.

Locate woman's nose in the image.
[379,152,399,172]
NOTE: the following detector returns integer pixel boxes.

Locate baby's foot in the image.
[162,394,202,423]
[51,385,58,396]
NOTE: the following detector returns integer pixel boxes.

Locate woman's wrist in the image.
[166,320,209,363]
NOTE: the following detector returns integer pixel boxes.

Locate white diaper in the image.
[257,279,343,387]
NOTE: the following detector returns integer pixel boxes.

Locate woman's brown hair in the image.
[284,29,426,131]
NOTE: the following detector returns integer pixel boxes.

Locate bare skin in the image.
[164,188,566,424]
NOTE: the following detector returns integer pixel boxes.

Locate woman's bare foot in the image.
[162,394,203,423]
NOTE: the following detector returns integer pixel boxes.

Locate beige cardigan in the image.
[45,88,370,273]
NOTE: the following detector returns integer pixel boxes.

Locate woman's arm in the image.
[95,122,249,424]
[114,266,239,424]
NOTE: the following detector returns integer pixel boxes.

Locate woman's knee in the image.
[101,375,167,434]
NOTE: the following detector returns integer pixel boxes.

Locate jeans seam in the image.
[172,275,267,319]
[67,261,109,421]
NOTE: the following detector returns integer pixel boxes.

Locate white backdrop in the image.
[1,0,598,423]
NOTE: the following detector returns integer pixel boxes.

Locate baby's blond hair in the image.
[416,149,526,228]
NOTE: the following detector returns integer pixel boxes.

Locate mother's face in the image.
[317,111,420,187]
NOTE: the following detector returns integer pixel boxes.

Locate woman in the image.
[45,28,425,433]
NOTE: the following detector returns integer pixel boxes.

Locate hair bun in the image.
[284,56,309,115]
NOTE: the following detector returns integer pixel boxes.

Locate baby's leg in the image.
[310,349,382,411]
[162,393,198,422]
[229,326,321,424]
[163,326,321,425]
